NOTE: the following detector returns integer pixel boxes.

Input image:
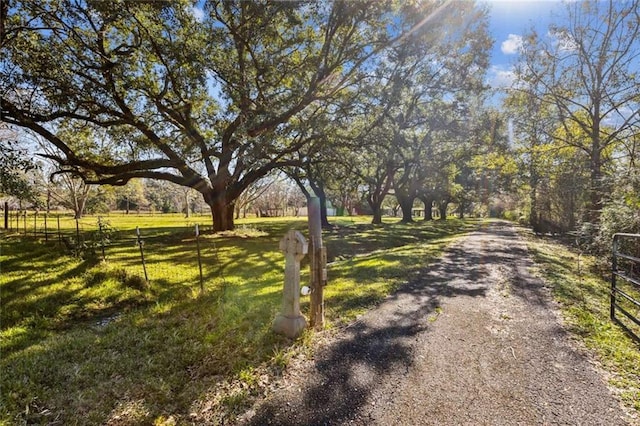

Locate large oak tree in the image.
[1,0,412,231]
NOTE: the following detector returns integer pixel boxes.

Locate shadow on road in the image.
[247,222,549,425]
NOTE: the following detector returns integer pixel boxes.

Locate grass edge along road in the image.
[525,232,640,420]
[1,216,478,425]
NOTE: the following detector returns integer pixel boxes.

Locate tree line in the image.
[506,0,639,252]
[1,0,639,252]
[0,0,493,229]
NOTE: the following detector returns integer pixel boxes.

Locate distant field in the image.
[5,210,238,236]
[1,214,479,424]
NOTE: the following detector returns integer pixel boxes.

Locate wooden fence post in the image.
[136,226,149,283]
[98,218,105,261]
[308,197,327,329]
[195,224,204,294]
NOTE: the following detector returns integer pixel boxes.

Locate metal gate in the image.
[611,233,640,342]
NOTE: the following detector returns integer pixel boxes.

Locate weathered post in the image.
[98,218,106,261]
[273,229,308,338]
[195,224,204,294]
[308,197,327,329]
[136,226,149,283]
[57,216,62,245]
[4,201,8,230]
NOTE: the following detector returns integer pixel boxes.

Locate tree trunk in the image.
[72,191,81,219]
[588,152,602,223]
[318,192,331,228]
[439,201,448,221]
[73,201,83,219]
[529,175,538,228]
[367,193,384,225]
[371,203,383,224]
[420,196,434,221]
[77,196,87,219]
[308,179,331,228]
[372,209,382,224]
[227,203,235,225]
[458,200,465,219]
[208,193,235,232]
[397,194,414,223]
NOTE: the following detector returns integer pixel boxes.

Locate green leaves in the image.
[0,129,38,199]
[510,0,640,225]
[2,0,493,230]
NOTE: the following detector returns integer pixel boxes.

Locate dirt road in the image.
[244,221,631,425]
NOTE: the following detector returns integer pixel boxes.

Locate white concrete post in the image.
[273,229,308,338]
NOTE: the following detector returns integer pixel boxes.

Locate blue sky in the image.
[188,1,563,91]
[482,0,566,88]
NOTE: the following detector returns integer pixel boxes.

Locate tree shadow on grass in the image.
[1,255,101,327]
[1,218,483,424]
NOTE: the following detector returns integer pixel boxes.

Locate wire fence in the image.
[3,210,226,294]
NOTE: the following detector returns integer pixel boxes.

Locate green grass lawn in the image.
[1,214,479,425]
[526,233,640,415]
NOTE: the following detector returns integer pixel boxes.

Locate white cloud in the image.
[190,6,205,22]
[501,34,523,55]
[487,65,516,89]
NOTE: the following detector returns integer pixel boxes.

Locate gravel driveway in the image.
[243,221,632,425]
